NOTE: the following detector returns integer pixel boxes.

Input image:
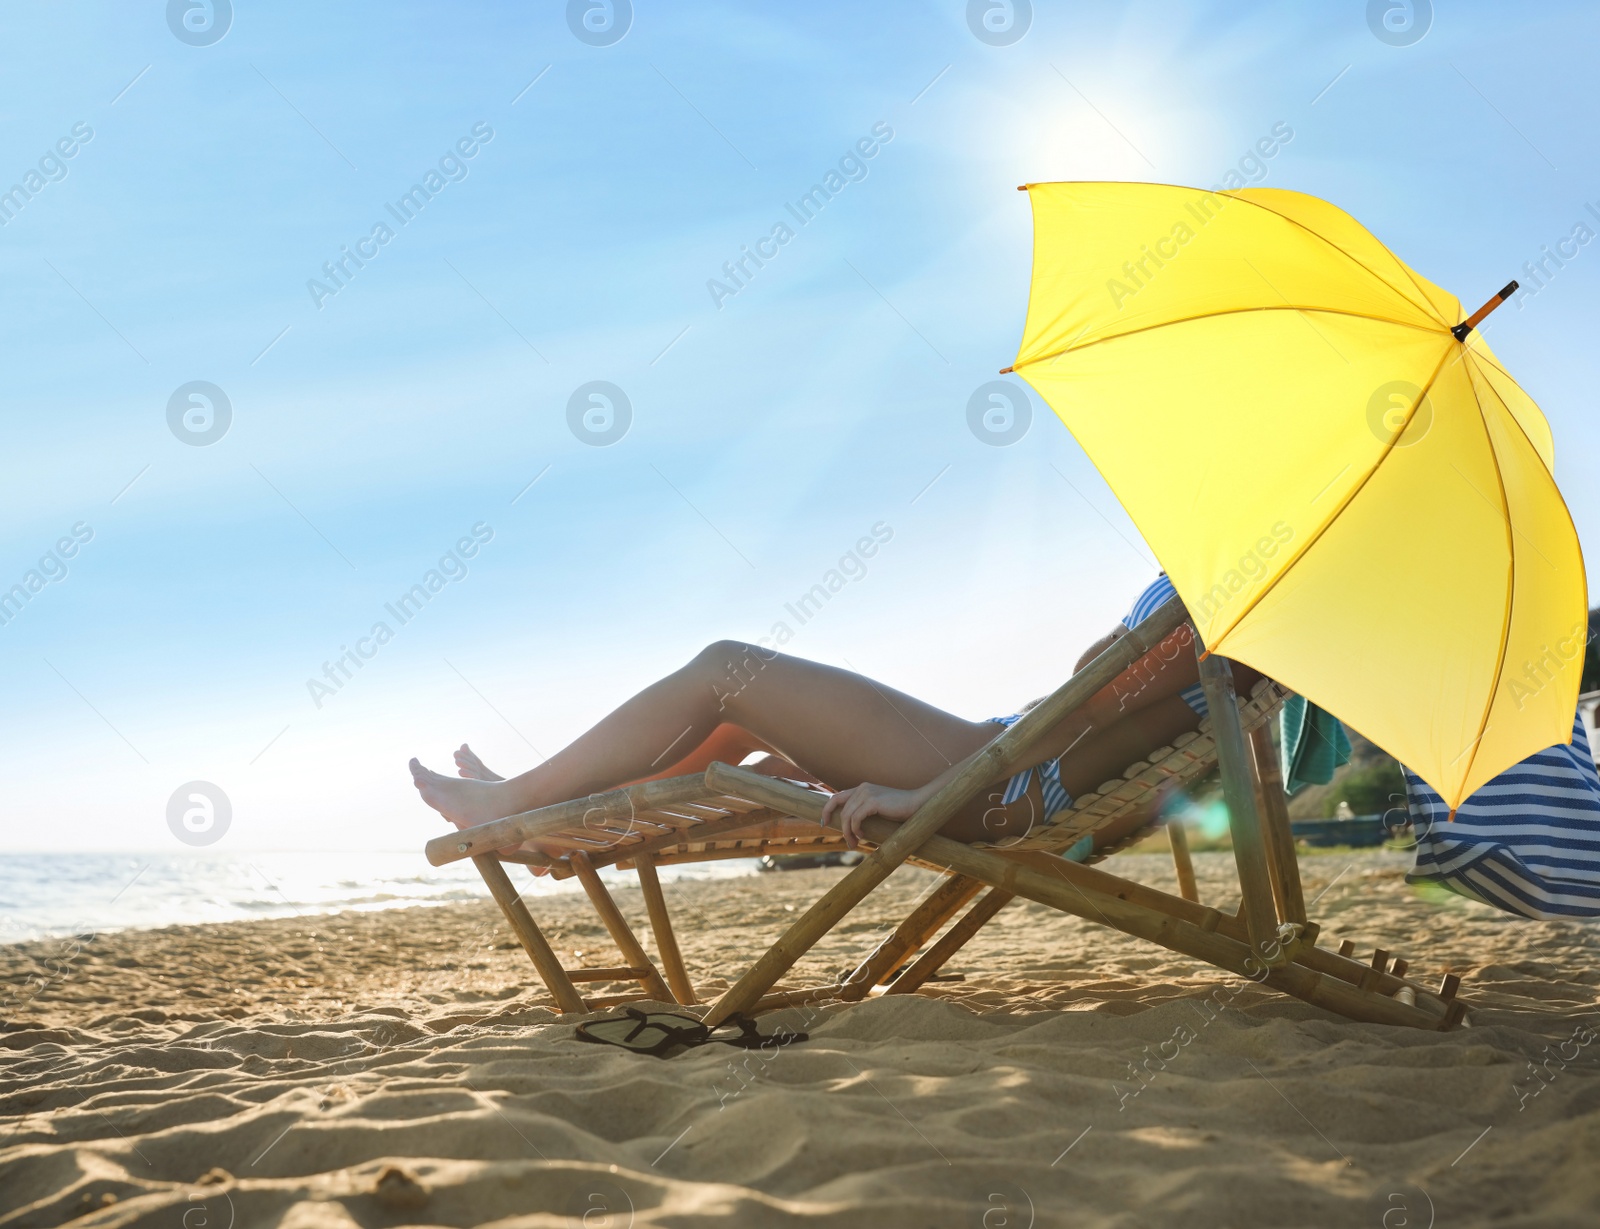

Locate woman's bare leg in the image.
[409,641,998,829]
[411,621,1241,840]
[452,724,803,786]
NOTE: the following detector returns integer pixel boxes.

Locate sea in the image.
[0,851,763,944]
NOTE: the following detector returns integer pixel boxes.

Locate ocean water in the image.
[0,851,762,943]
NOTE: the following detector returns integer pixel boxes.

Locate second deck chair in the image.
[425,595,1467,1028]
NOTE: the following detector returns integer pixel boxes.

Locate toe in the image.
[410,758,445,787]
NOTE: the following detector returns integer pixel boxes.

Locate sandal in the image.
[576,1008,807,1058]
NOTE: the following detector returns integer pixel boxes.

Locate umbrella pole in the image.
[1195,648,1282,961]
[1450,279,1519,341]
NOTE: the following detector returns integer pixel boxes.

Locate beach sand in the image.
[3,849,1597,1227]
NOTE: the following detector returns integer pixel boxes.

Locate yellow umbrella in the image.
[1007,182,1587,809]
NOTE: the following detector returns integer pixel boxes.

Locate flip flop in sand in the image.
[576,1008,806,1058]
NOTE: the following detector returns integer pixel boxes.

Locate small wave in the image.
[0,850,759,941]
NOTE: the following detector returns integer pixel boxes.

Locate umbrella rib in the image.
[1023,182,1446,325]
[1458,339,1517,385]
[1015,305,1439,369]
[1459,348,1558,480]
[1205,341,1458,651]
[1459,360,1558,529]
[1453,371,1520,803]
[1219,193,1450,326]
[1457,357,1587,700]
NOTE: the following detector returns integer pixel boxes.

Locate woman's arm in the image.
[820,758,966,848]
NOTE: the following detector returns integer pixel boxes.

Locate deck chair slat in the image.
[648,803,742,823]
[705,795,776,814]
[566,821,669,842]
[649,841,847,867]
[426,772,716,866]
[530,832,636,852]
[619,811,714,830]
[536,806,794,851]
[555,807,810,873]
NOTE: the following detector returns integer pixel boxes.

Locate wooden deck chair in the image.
[422,686,1273,1012]
[424,595,1467,1028]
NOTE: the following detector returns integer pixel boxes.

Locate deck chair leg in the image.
[634,854,697,1005]
[570,852,675,1003]
[471,855,588,1014]
[1167,820,1200,903]
[1249,724,1307,925]
[887,886,1016,995]
[1195,651,1280,957]
[839,874,985,1000]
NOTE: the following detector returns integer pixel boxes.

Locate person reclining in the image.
[409,575,1259,856]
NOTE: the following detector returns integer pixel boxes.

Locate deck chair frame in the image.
[442,787,879,1015]
[425,595,1466,1029]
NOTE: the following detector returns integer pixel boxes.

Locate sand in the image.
[3,849,1598,1228]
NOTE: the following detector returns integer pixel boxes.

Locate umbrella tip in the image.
[1016,184,1028,191]
[1452,279,1521,341]
[999,365,1014,374]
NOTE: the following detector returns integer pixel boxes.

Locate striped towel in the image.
[1405,713,1600,919]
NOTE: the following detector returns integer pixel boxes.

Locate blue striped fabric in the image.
[1405,713,1600,919]
[1122,572,1178,629]
[988,573,1215,824]
[991,713,1073,818]
[1177,683,1210,720]
[1121,573,1208,719]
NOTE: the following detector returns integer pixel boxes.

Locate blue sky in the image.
[1,0,1595,851]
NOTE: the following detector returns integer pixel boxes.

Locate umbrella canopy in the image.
[1009,182,1586,809]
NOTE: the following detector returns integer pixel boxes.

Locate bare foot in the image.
[409,757,523,829]
[454,743,504,781]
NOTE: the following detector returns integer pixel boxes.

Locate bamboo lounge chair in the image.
[423,595,1468,1029]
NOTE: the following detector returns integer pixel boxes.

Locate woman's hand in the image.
[820,781,930,849]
